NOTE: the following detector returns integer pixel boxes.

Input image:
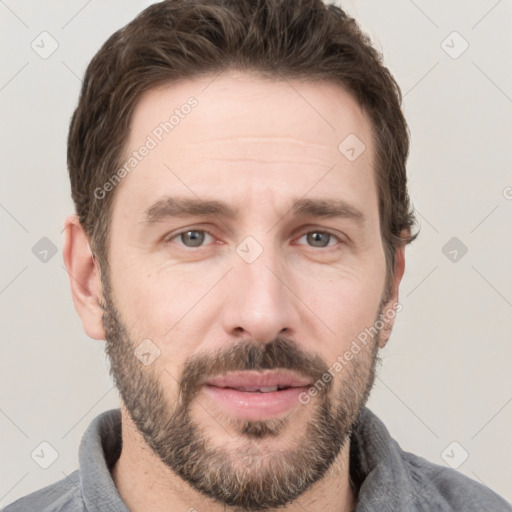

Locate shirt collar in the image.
[349,406,420,511]
[79,408,128,512]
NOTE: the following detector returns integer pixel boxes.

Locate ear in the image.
[377,234,407,349]
[63,214,106,340]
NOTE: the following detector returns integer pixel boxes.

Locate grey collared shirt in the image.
[4,407,510,511]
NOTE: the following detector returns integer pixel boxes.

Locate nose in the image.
[221,242,300,343]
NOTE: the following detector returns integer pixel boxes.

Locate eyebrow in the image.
[291,198,365,224]
[144,197,239,223]
[142,196,365,225]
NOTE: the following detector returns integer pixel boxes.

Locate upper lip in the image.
[204,370,311,390]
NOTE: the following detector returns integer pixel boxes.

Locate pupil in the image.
[182,231,204,247]
[308,232,329,247]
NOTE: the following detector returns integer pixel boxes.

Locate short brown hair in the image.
[68,0,418,296]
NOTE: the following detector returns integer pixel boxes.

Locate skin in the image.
[64,70,406,511]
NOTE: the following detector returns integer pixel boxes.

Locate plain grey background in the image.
[1,0,511,507]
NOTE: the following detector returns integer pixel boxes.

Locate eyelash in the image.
[165,228,343,250]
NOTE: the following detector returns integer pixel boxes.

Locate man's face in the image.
[101,71,395,508]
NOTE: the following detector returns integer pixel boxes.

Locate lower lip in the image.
[202,385,309,421]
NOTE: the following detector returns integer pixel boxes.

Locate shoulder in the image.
[352,408,510,511]
[2,470,84,512]
[401,449,511,511]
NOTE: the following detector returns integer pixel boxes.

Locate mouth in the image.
[215,385,292,393]
[201,370,312,421]
[204,369,311,390]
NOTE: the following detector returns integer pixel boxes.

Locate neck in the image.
[111,406,357,512]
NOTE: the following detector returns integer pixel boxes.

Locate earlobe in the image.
[63,215,106,340]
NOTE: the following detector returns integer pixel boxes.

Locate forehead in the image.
[129,70,372,155]
[115,70,376,220]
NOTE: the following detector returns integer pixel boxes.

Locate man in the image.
[4,0,509,511]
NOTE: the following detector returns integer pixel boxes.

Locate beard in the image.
[101,281,383,510]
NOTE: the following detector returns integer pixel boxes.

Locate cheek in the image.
[298,260,386,352]
[111,260,217,345]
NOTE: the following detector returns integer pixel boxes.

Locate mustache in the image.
[178,336,331,403]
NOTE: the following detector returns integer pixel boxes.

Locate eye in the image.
[295,231,341,248]
[169,229,214,248]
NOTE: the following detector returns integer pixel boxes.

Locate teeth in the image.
[259,386,278,392]
[235,386,279,392]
